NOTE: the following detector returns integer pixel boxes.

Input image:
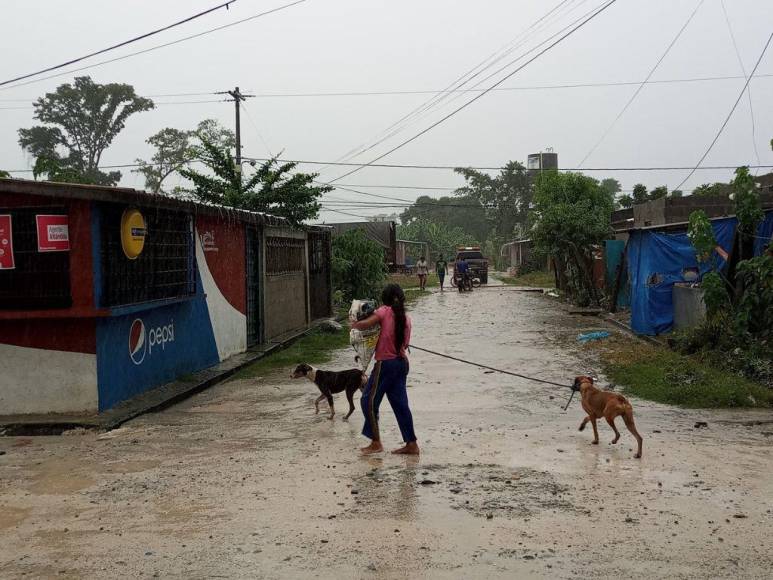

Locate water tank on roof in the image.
[527,150,558,171]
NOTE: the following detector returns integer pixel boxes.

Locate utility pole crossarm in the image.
[222,86,255,169]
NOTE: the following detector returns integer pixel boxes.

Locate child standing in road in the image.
[351,284,419,456]
[416,256,429,291]
[435,254,448,292]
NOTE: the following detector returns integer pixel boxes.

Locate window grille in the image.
[0,206,71,309]
[100,204,195,306]
[266,237,305,276]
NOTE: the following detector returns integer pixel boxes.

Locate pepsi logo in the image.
[129,319,147,365]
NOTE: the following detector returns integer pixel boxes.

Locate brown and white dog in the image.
[291,364,366,421]
[574,375,643,458]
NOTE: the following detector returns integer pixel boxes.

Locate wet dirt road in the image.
[2,285,772,579]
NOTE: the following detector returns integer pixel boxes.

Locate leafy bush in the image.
[701,271,729,317]
[332,229,387,302]
[735,255,773,338]
[687,210,716,264]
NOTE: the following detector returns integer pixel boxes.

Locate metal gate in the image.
[308,230,332,320]
[245,227,261,346]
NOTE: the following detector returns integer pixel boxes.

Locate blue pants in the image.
[361,358,417,443]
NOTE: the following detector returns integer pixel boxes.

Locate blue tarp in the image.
[627,218,736,336]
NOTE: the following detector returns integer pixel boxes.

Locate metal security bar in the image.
[100,204,195,307]
[266,236,305,276]
[0,206,71,309]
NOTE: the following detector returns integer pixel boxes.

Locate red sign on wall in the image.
[36,214,70,252]
[0,214,14,269]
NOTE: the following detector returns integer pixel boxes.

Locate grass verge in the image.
[597,338,773,408]
[497,270,555,288]
[388,272,439,289]
[233,327,351,380]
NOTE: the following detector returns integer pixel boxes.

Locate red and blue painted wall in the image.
[0,180,329,416]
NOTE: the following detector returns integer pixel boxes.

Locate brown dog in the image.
[574,376,643,458]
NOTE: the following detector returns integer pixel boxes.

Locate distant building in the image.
[369,213,400,223]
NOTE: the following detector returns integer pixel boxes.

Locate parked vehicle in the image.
[454,246,488,284]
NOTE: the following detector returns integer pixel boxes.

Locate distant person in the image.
[456,256,469,280]
[435,254,448,292]
[416,256,429,291]
[350,284,418,456]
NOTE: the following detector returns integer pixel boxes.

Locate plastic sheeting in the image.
[627,218,736,336]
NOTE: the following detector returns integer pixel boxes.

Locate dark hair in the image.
[381,283,407,354]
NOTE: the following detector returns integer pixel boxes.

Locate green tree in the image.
[692,182,728,197]
[32,157,98,184]
[135,128,195,194]
[632,183,649,205]
[332,229,387,301]
[670,189,684,198]
[600,178,621,198]
[687,210,717,264]
[135,120,236,195]
[618,194,634,208]
[530,171,613,306]
[649,186,669,200]
[733,166,763,262]
[397,218,478,259]
[18,76,153,186]
[179,136,330,225]
[400,194,488,243]
[0,170,10,179]
[454,161,532,240]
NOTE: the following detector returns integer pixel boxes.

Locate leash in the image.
[408,344,580,410]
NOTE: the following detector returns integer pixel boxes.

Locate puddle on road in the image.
[344,463,580,522]
[27,458,96,495]
[0,506,31,530]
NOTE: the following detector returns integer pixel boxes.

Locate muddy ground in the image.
[1,284,772,579]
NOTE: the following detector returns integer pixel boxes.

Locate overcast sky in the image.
[1,0,772,222]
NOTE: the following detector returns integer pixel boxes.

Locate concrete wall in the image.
[673,284,706,330]
[0,343,98,414]
[633,197,667,227]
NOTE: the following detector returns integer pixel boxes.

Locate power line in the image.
[5,73,773,103]
[244,155,773,172]
[1,99,229,110]
[327,0,603,175]
[239,101,273,157]
[326,0,583,170]
[720,0,761,171]
[0,1,239,87]
[326,0,621,184]
[0,0,308,93]
[674,32,773,192]
[578,0,706,165]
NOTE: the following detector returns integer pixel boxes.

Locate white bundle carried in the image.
[349,299,380,372]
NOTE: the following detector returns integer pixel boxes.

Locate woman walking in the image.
[416,256,429,291]
[351,284,419,455]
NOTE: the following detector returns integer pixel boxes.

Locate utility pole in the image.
[220,86,254,171]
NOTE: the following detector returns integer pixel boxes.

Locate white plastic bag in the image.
[349,299,380,372]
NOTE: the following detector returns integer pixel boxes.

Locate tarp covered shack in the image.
[625,210,773,336]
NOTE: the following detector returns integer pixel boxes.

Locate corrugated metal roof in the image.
[0,177,313,229]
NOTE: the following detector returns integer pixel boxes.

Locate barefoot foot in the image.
[360,441,383,455]
[392,441,420,455]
